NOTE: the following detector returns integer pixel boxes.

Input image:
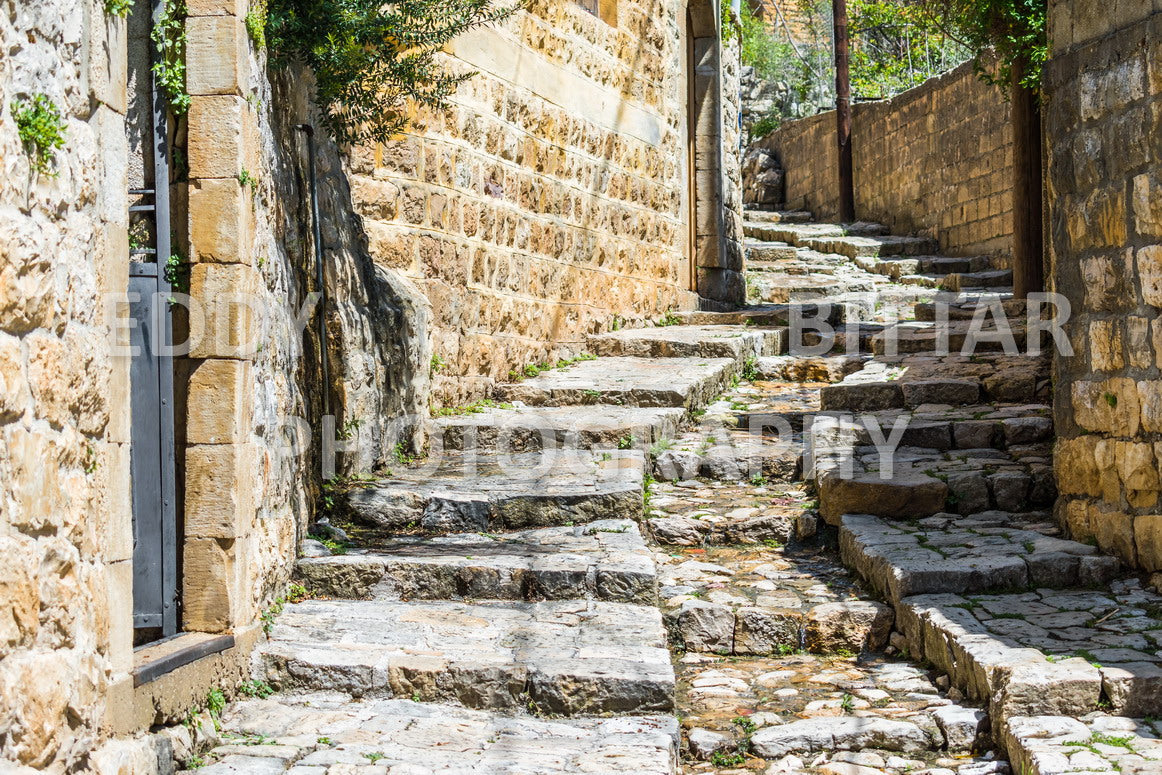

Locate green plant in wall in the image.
[105,0,134,16]
[12,94,67,176]
[246,0,268,48]
[916,0,1046,89]
[266,0,523,145]
[152,0,190,113]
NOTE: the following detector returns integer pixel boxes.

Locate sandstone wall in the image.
[0,0,130,768]
[758,60,1014,261]
[343,0,719,405]
[1048,2,1162,572]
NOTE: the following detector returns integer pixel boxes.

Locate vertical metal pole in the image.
[296,125,330,422]
[833,0,855,223]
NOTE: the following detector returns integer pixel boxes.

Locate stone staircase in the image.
[183,211,1162,774]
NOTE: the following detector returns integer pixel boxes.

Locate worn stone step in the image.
[805,234,941,260]
[676,302,848,328]
[810,407,1056,523]
[839,513,1115,604]
[1003,714,1162,775]
[870,320,1034,355]
[434,404,685,453]
[817,353,1051,407]
[198,694,678,774]
[587,324,785,360]
[748,221,888,246]
[746,241,800,262]
[898,580,1162,721]
[297,520,657,604]
[940,269,1014,291]
[754,354,866,383]
[748,273,849,304]
[260,599,676,715]
[743,209,813,224]
[497,355,735,410]
[338,450,644,534]
[854,254,991,280]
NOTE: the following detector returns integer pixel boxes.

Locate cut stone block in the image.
[587,325,785,360]
[202,694,678,774]
[338,450,644,534]
[261,598,676,716]
[750,716,932,758]
[296,520,657,604]
[498,356,736,410]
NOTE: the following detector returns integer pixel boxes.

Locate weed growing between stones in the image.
[11,95,66,176]
[245,0,267,47]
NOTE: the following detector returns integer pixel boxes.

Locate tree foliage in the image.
[267,0,522,145]
[915,0,1047,89]
[849,0,969,99]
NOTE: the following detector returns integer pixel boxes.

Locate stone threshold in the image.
[133,631,236,687]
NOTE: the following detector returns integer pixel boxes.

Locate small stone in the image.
[687,728,729,760]
[300,539,331,558]
[678,600,735,653]
[932,705,988,753]
[958,762,1010,775]
[765,755,806,774]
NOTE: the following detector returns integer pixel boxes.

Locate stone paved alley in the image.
[178,211,1162,775]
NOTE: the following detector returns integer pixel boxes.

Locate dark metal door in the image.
[130,0,178,638]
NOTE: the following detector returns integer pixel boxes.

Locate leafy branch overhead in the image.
[915,0,1047,90]
[267,0,524,145]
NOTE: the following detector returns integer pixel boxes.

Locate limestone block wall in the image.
[757,60,1014,261]
[342,0,716,406]
[1047,2,1162,572]
[0,0,130,769]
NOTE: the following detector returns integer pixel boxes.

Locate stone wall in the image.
[0,0,130,768]
[342,0,740,405]
[1047,1,1162,572]
[757,59,1014,261]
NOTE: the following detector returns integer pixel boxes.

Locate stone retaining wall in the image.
[1048,2,1162,573]
[757,59,1014,261]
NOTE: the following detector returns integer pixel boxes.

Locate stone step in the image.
[297,520,657,604]
[915,295,1026,322]
[746,221,887,245]
[746,241,800,262]
[497,355,736,410]
[198,694,678,774]
[817,353,1051,408]
[870,320,1035,355]
[260,598,676,716]
[810,407,1056,523]
[804,234,941,260]
[940,269,1014,291]
[838,513,1115,604]
[743,209,813,224]
[1003,714,1162,775]
[854,254,992,280]
[587,324,785,360]
[338,450,644,534]
[754,354,866,383]
[748,273,849,304]
[675,302,848,328]
[434,404,685,453]
[898,580,1162,722]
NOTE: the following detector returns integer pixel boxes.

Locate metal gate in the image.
[129,0,178,639]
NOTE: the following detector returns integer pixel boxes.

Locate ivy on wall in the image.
[267,0,523,145]
[153,0,190,113]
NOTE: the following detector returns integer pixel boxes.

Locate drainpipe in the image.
[295,124,331,420]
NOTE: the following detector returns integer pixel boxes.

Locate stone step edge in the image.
[495,355,742,415]
[894,593,1158,729]
[295,521,657,604]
